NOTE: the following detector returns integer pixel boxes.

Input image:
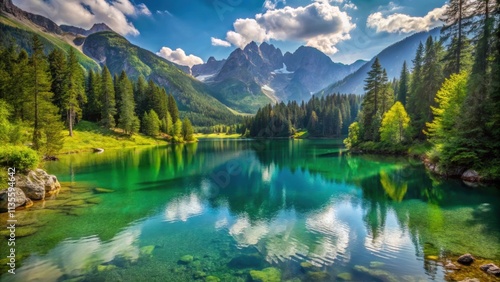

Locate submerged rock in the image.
[140,245,155,257]
[306,271,331,281]
[370,261,385,268]
[93,188,115,194]
[205,276,220,282]
[300,261,317,272]
[249,267,281,282]
[459,278,480,282]
[179,255,194,264]
[353,265,398,282]
[0,188,27,212]
[97,264,117,272]
[457,254,475,265]
[228,254,265,269]
[480,263,500,276]
[336,272,352,281]
[194,271,207,279]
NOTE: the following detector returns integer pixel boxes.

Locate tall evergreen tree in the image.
[397,61,409,106]
[48,48,66,111]
[360,58,385,141]
[84,69,102,122]
[100,66,116,128]
[63,48,86,136]
[168,94,180,124]
[117,72,139,135]
[182,117,195,141]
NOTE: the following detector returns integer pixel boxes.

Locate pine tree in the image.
[100,66,116,128]
[168,94,180,124]
[84,70,102,122]
[397,61,409,106]
[117,72,139,135]
[134,75,148,116]
[407,43,424,122]
[441,0,473,74]
[141,109,160,137]
[63,48,86,136]
[48,48,67,111]
[360,58,385,141]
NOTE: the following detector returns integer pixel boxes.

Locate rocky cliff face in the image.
[60,23,112,36]
[0,0,63,34]
[192,57,226,81]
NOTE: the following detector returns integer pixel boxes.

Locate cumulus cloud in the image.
[12,0,151,36]
[367,5,447,33]
[211,37,232,47]
[223,2,355,55]
[157,47,203,68]
[263,0,286,10]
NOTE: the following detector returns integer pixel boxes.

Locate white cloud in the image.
[211,37,232,47]
[136,3,151,16]
[157,47,203,68]
[12,0,151,36]
[224,2,355,55]
[367,5,447,33]
[343,3,357,10]
[263,0,286,10]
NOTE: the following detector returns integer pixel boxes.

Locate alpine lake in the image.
[1,139,500,282]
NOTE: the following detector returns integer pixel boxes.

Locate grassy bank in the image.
[194,133,242,139]
[60,121,167,154]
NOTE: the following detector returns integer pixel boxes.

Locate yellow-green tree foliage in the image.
[343,122,360,149]
[426,72,468,143]
[379,102,410,145]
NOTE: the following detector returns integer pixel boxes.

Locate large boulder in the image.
[462,170,480,182]
[480,263,500,276]
[0,188,27,212]
[457,254,475,265]
[15,169,61,200]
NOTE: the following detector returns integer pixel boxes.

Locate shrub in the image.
[0,145,40,171]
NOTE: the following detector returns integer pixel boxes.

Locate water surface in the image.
[2,139,500,281]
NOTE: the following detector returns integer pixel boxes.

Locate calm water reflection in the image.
[2,139,500,281]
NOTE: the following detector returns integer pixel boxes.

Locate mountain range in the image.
[0,0,440,123]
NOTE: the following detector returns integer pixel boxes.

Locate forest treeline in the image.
[241,94,361,138]
[0,35,195,159]
[344,0,500,179]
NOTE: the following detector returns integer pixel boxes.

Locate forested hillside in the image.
[0,36,195,165]
[343,0,500,180]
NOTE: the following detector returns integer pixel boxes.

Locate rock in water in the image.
[445,263,460,270]
[462,170,480,182]
[15,169,61,200]
[457,254,475,265]
[336,272,353,281]
[249,267,281,282]
[93,188,115,194]
[228,254,265,269]
[178,255,193,264]
[0,188,27,212]
[306,271,331,281]
[480,263,500,276]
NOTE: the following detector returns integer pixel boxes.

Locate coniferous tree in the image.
[141,109,160,137]
[168,94,180,124]
[360,58,385,141]
[48,48,67,111]
[407,42,424,123]
[84,70,102,122]
[118,72,139,135]
[63,48,86,136]
[397,61,409,106]
[100,66,116,128]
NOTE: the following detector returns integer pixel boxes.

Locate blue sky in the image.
[15,0,448,65]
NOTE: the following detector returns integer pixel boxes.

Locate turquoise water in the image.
[2,139,500,281]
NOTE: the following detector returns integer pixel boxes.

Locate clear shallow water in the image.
[2,139,500,281]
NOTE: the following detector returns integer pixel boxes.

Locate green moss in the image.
[249,267,281,282]
[205,276,221,282]
[306,271,331,281]
[337,272,353,281]
[140,245,155,257]
[97,264,117,272]
[179,255,194,264]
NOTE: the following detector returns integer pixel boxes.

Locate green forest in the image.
[0,35,195,170]
[342,0,500,179]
